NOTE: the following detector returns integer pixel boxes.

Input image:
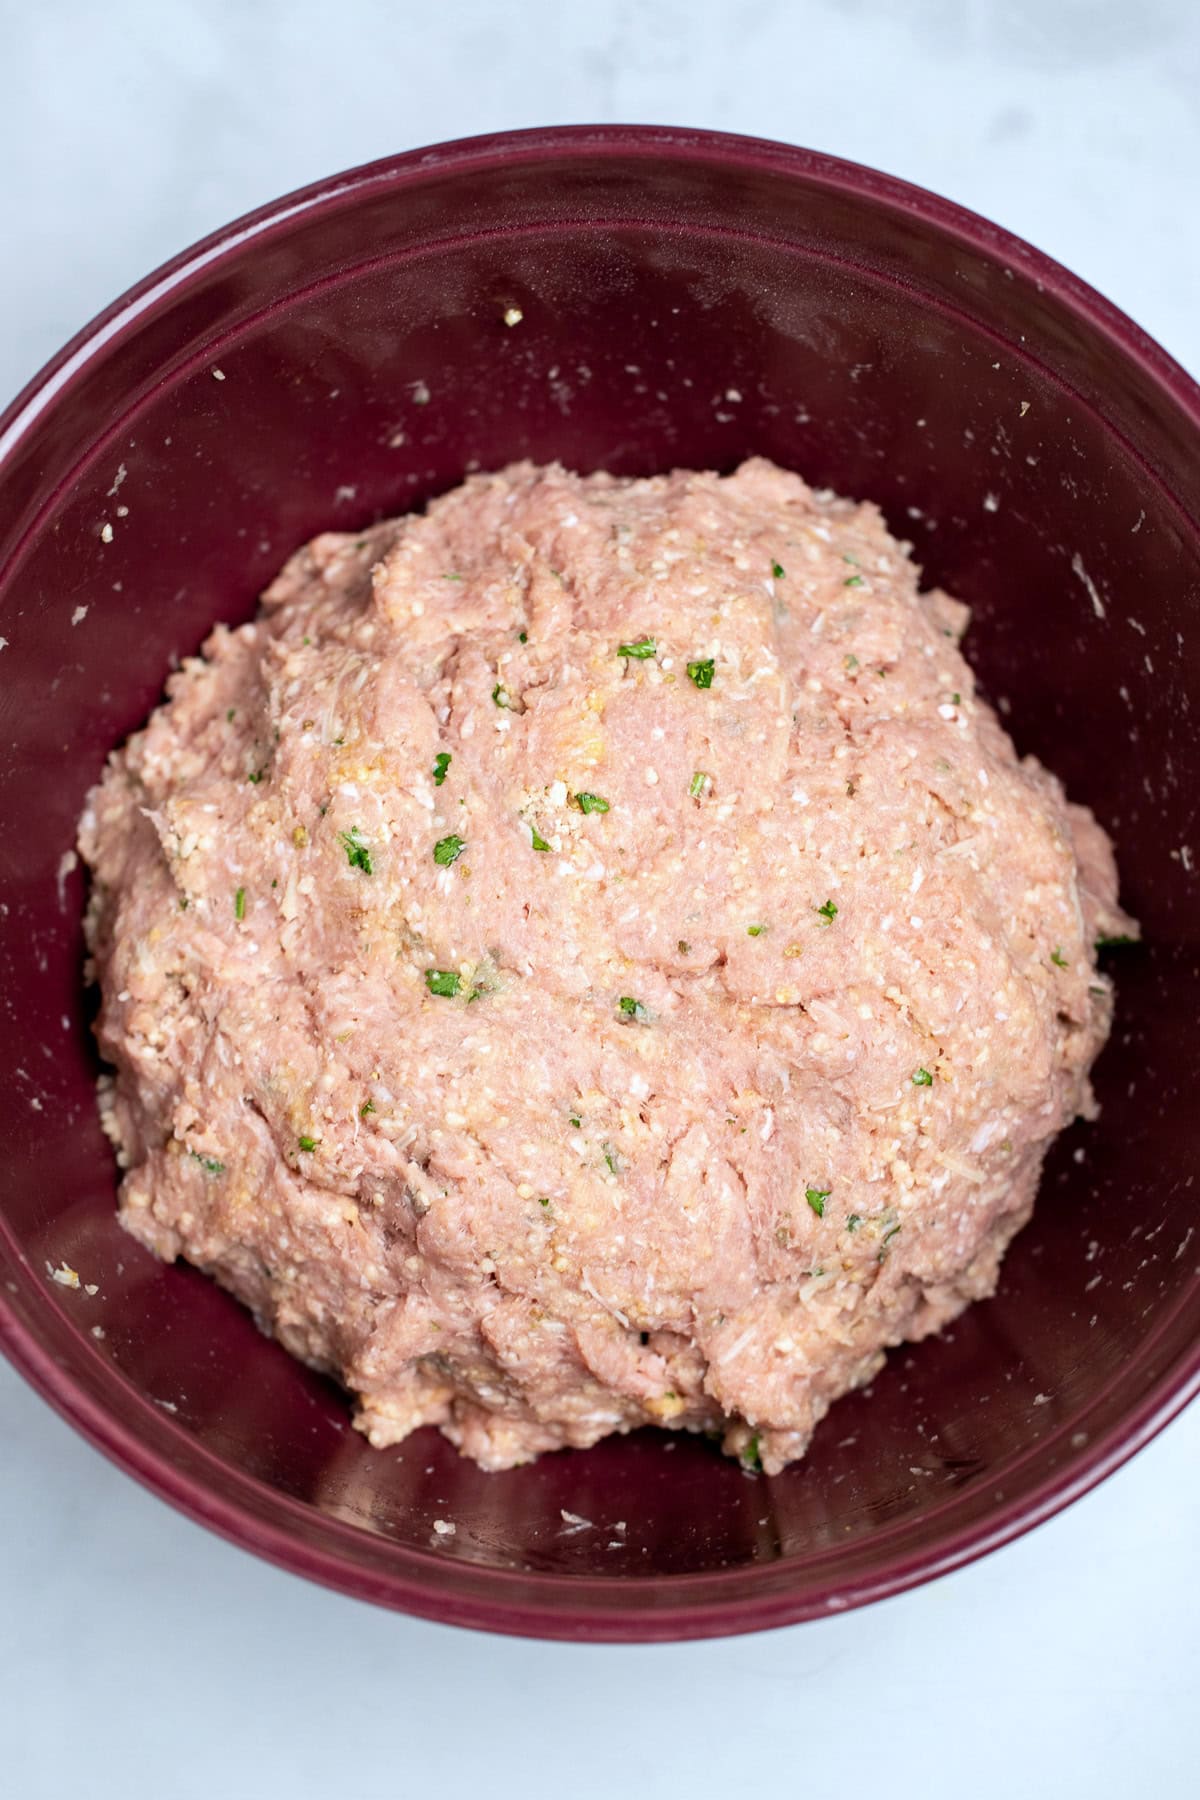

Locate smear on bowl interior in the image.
[78,459,1136,1474]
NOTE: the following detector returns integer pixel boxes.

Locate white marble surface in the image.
[3,2,1199,1793]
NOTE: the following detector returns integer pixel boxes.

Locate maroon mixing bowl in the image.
[2,126,1198,1641]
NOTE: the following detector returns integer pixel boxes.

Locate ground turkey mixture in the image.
[79,459,1135,1474]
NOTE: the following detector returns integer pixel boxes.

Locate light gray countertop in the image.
[3,4,1197,1794]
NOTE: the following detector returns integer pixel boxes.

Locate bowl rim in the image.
[3,122,1199,1642]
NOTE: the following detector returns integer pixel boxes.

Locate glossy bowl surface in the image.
[2,126,1199,1641]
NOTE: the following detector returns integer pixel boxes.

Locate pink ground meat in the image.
[79,459,1134,1473]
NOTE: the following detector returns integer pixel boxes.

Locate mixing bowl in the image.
[2,126,1198,1641]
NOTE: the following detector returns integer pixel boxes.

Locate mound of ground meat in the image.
[79,459,1134,1473]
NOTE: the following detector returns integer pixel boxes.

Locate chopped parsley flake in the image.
[688,771,712,800]
[1050,947,1068,968]
[492,682,516,709]
[359,1100,376,1117]
[951,692,961,706]
[742,1433,763,1471]
[425,969,462,998]
[687,657,715,689]
[617,636,657,660]
[772,561,785,579]
[569,1112,582,1129]
[574,792,610,814]
[618,996,648,1020]
[844,574,865,588]
[1096,933,1135,948]
[747,924,765,937]
[845,654,859,672]
[846,1213,863,1232]
[297,1135,319,1153]
[815,899,838,923]
[603,1144,619,1175]
[529,825,552,852]
[190,1152,226,1175]
[339,827,373,874]
[881,1222,902,1251]
[247,770,264,784]
[537,1195,551,1208]
[519,630,528,643]
[912,1066,934,1087]
[234,887,246,921]
[806,1187,830,1217]
[226,707,236,722]
[433,834,466,866]
[432,751,452,785]
[443,572,464,582]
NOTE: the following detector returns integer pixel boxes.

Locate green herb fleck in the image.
[772,561,785,580]
[1050,946,1068,968]
[339,827,373,874]
[569,1112,582,1130]
[492,682,516,710]
[537,1195,551,1208]
[226,707,236,722]
[617,636,657,660]
[677,939,691,955]
[178,896,189,911]
[298,1135,319,1153]
[912,1066,934,1087]
[359,1099,376,1118]
[845,654,860,672]
[846,1213,863,1233]
[844,574,865,588]
[618,996,648,1021]
[881,1222,902,1252]
[190,1151,226,1175]
[433,834,466,867]
[815,899,838,924]
[951,692,961,706]
[574,792,610,815]
[747,924,766,937]
[425,969,462,998]
[518,630,528,643]
[530,825,552,852]
[302,635,312,646]
[741,1433,763,1472]
[355,539,368,551]
[443,572,464,582]
[234,887,246,921]
[247,770,264,784]
[432,751,452,786]
[687,657,715,690]
[603,1144,619,1175]
[806,1187,830,1217]
[688,771,712,800]
[1096,933,1135,949]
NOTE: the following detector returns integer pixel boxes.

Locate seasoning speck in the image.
[425,969,463,997]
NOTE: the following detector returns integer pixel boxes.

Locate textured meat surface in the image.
[79,460,1135,1473]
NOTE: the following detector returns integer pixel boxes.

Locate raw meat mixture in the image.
[79,459,1134,1473]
